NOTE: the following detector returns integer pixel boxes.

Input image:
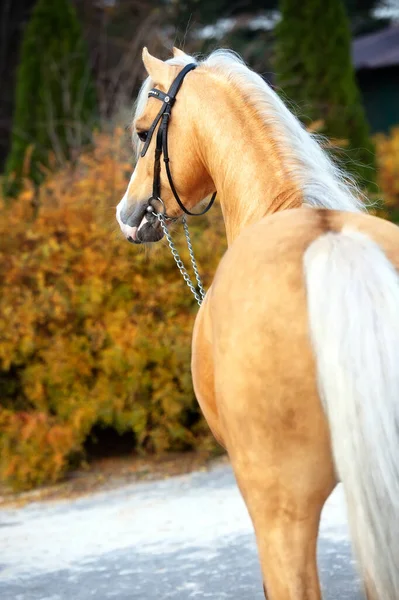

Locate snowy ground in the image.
[0,464,364,599]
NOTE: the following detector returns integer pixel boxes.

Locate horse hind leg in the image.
[232,451,335,600]
[215,370,336,598]
[256,501,324,600]
[217,369,336,599]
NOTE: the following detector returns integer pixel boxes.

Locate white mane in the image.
[134,49,367,212]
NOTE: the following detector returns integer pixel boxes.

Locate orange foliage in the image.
[375,127,399,218]
[0,129,225,490]
[0,410,76,489]
[2,126,397,490]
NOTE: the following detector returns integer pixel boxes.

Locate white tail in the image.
[304,228,399,600]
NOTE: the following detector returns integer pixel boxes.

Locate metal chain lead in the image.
[155,213,206,306]
[182,218,207,300]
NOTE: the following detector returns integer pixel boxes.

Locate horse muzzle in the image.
[117,200,164,244]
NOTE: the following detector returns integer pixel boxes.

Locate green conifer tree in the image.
[5,0,97,191]
[274,0,376,189]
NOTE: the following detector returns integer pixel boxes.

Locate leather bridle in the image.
[140,63,216,218]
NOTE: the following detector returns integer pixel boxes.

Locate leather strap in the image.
[141,63,216,217]
[141,63,196,158]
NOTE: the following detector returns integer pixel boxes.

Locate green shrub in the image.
[274,0,376,190]
[5,0,97,193]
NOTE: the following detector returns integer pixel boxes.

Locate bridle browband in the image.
[140,63,216,218]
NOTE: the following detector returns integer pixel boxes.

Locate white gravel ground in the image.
[0,464,364,599]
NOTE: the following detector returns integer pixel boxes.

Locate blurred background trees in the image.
[275,0,376,189]
[0,0,398,489]
[1,0,398,173]
[5,0,97,192]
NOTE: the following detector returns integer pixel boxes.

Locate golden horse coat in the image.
[117,47,399,600]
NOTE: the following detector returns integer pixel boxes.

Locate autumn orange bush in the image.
[0,129,225,490]
[2,126,397,491]
[375,127,399,220]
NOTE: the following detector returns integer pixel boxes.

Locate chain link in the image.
[155,213,206,306]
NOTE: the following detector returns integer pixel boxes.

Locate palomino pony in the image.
[116,47,399,600]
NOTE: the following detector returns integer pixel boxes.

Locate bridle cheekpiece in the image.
[137,62,216,307]
[141,62,216,218]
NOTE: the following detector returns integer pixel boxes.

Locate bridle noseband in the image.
[141,63,216,218]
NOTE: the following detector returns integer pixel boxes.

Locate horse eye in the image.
[137,131,148,143]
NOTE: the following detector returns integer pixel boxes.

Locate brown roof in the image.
[352,24,399,69]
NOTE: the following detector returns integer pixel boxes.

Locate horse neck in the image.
[193,78,302,245]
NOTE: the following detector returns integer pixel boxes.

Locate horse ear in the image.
[142,47,172,86]
[172,46,186,58]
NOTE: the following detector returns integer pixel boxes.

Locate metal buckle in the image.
[147,196,166,216]
[146,197,176,222]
